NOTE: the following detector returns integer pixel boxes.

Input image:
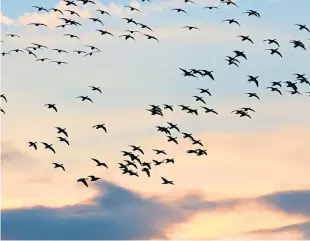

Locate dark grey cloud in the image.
[246,190,310,238]
[258,190,310,217]
[1,180,185,240]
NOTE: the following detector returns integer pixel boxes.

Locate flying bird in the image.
[246,92,260,100]
[266,87,282,95]
[161,177,174,185]
[91,158,108,168]
[55,127,68,137]
[45,104,58,112]
[41,142,56,154]
[244,10,261,18]
[88,175,101,181]
[182,26,200,30]
[32,6,49,12]
[222,18,240,26]
[237,35,254,44]
[171,8,187,14]
[28,142,38,150]
[96,9,111,16]
[57,136,70,145]
[77,96,93,103]
[266,48,283,57]
[1,94,7,102]
[53,163,65,171]
[295,24,310,33]
[77,178,88,187]
[93,124,107,132]
[89,86,102,93]
[143,34,159,43]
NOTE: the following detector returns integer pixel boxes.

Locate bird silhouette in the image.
[41,142,56,154]
[53,163,65,171]
[91,158,108,168]
[161,177,174,185]
[93,124,107,132]
[77,178,88,187]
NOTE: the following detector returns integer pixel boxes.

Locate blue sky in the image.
[1,0,310,239]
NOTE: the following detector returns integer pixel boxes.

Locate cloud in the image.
[0,12,15,25]
[1,180,187,239]
[247,221,310,239]
[3,180,310,240]
[258,190,310,217]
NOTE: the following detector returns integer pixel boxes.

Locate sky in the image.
[1,0,310,239]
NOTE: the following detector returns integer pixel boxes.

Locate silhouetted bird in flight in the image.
[25,49,37,58]
[153,160,163,166]
[51,61,68,65]
[96,9,111,16]
[36,58,51,62]
[161,177,174,185]
[41,142,56,154]
[64,0,77,6]
[193,96,206,104]
[271,81,282,87]
[203,6,219,10]
[55,127,68,137]
[6,33,20,38]
[197,88,212,96]
[77,0,96,5]
[49,8,63,14]
[96,29,114,36]
[182,26,200,30]
[289,40,306,50]
[201,106,218,115]
[223,18,240,26]
[180,68,198,78]
[119,34,136,41]
[53,163,65,171]
[88,175,101,181]
[167,122,180,132]
[0,108,5,114]
[125,5,140,11]
[163,104,173,111]
[92,158,108,168]
[138,23,153,31]
[1,94,7,102]
[142,168,151,177]
[129,145,144,154]
[237,35,254,44]
[89,86,102,93]
[266,87,282,95]
[28,22,48,27]
[65,10,81,18]
[246,92,260,100]
[221,0,238,7]
[295,24,310,33]
[263,39,280,47]
[28,142,38,150]
[171,8,187,14]
[89,17,104,26]
[233,50,247,60]
[77,178,88,187]
[57,136,70,145]
[93,124,107,132]
[45,104,57,112]
[266,48,282,57]
[32,6,49,12]
[153,149,167,155]
[77,96,93,103]
[143,34,159,43]
[167,136,178,144]
[122,18,138,25]
[63,34,80,39]
[244,10,261,18]
[52,48,69,54]
[247,75,259,87]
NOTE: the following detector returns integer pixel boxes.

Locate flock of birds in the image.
[1,0,310,188]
